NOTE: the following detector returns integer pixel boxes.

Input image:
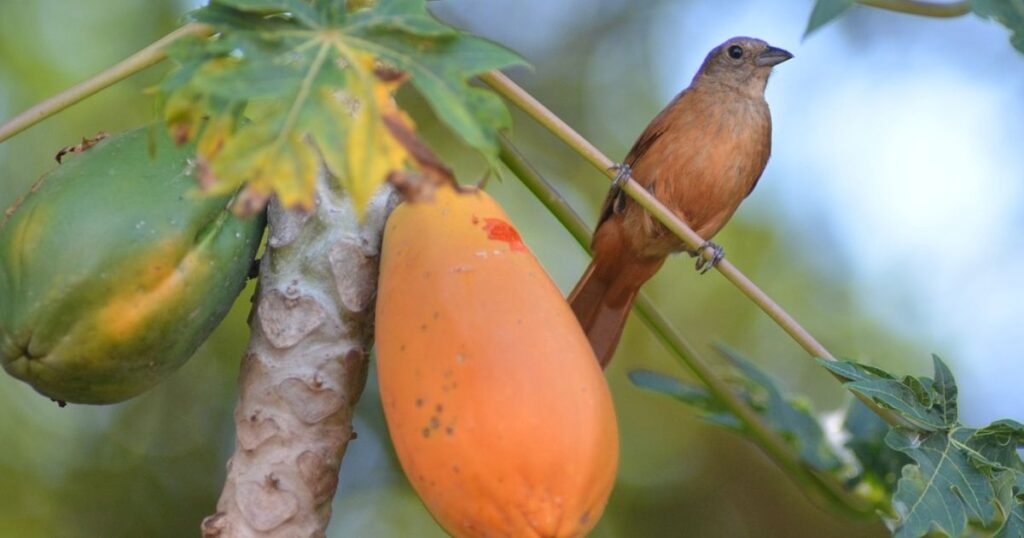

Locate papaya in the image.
[0,125,265,404]
[375,184,619,537]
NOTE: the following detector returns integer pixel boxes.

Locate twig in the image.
[0,22,212,143]
[480,70,908,429]
[857,0,971,17]
[499,138,876,518]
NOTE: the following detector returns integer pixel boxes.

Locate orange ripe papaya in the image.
[375,184,619,537]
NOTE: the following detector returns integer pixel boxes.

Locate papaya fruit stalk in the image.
[201,171,397,537]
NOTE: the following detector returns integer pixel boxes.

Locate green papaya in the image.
[0,125,265,404]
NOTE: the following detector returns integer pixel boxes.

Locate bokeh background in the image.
[1,0,1022,536]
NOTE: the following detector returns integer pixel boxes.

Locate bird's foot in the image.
[609,163,632,188]
[691,241,724,274]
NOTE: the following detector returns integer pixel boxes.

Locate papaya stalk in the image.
[201,175,398,537]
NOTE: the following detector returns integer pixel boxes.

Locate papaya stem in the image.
[0,22,213,143]
[498,137,877,519]
[481,69,909,430]
[202,176,398,536]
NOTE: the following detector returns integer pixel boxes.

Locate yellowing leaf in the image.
[206,123,320,212]
[344,54,413,215]
[158,0,525,216]
[163,89,207,145]
[196,113,234,161]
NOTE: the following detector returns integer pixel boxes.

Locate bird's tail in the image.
[568,253,665,368]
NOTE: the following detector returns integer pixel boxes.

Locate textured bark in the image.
[202,175,397,538]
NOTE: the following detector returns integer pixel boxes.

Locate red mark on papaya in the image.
[482,218,526,252]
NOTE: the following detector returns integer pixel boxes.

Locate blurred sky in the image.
[422,0,1024,424]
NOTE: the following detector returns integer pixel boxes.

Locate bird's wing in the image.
[595,107,674,227]
[595,185,625,230]
[744,116,773,197]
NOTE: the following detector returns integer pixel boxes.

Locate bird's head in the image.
[693,37,792,97]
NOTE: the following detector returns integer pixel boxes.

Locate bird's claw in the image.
[692,241,724,274]
[610,163,632,188]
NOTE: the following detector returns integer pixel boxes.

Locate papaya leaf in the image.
[214,0,323,27]
[931,356,958,425]
[967,420,1024,473]
[885,427,1008,537]
[994,473,1024,538]
[628,369,743,430]
[636,347,1024,535]
[804,0,855,37]
[829,357,1024,537]
[715,345,845,472]
[843,399,911,492]
[969,421,1024,537]
[630,345,844,473]
[973,0,1024,54]
[817,355,953,431]
[158,0,525,215]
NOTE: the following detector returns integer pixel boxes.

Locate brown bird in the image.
[569,37,792,368]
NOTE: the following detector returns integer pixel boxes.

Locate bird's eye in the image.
[727,45,744,59]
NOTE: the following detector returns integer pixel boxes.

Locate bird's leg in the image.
[690,241,724,274]
[609,163,632,188]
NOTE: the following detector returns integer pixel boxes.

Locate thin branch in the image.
[499,138,876,518]
[857,0,972,17]
[0,22,213,143]
[480,70,908,429]
[481,71,833,357]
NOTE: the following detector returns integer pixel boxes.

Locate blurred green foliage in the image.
[0,0,949,536]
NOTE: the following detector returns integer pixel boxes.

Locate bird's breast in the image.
[630,92,771,246]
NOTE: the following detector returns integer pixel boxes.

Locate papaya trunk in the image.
[201,173,397,537]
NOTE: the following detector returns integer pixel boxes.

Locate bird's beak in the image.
[755,46,793,67]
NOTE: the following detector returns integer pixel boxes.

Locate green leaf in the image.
[214,0,324,27]
[805,0,856,37]
[345,23,523,168]
[628,369,743,430]
[630,345,844,473]
[626,369,712,403]
[715,345,844,471]
[831,357,1024,536]
[818,357,953,431]
[843,399,911,491]
[159,0,526,214]
[636,350,1024,534]
[931,355,958,425]
[828,357,1024,537]
[967,419,1024,473]
[348,0,458,37]
[967,420,1024,536]
[994,473,1024,538]
[886,427,1003,537]
[973,0,1024,54]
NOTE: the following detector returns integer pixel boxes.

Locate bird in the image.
[568,36,792,368]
